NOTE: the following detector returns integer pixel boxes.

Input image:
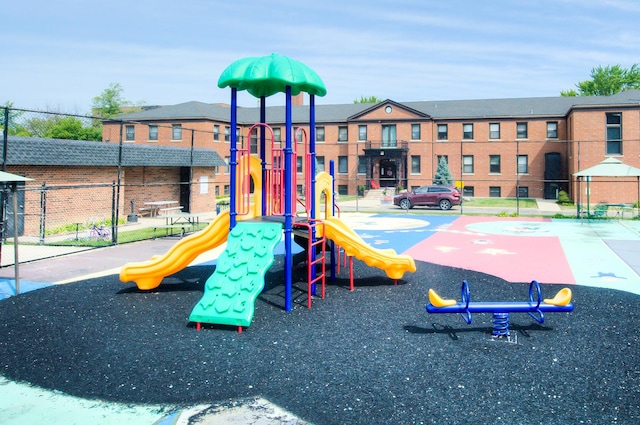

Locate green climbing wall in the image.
[189,221,282,328]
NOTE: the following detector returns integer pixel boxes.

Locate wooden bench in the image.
[138,207,154,217]
[158,206,183,215]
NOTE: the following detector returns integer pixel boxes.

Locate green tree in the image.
[433,157,454,186]
[561,64,640,96]
[0,102,31,136]
[354,95,382,104]
[44,116,102,141]
[92,82,142,118]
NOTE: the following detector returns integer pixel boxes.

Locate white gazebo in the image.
[573,157,640,217]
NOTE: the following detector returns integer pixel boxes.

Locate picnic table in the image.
[141,201,181,217]
[152,212,207,238]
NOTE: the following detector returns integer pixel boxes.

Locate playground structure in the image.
[426,280,574,337]
[120,54,416,331]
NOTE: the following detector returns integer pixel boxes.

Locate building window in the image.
[410,155,421,174]
[547,122,558,139]
[516,122,528,139]
[172,124,182,141]
[338,126,348,142]
[224,185,230,195]
[437,124,448,140]
[215,186,220,196]
[224,156,230,174]
[381,125,397,147]
[213,125,220,141]
[462,155,474,173]
[489,155,501,173]
[358,125,367,141]
[358,156,367,174]
[606,112,622,155]
[517,155,528,174]
[463,186,474,197]
[250,128,258,154]
[489,186,501,197]
[316,126,325,142]
[489,123,500,139]
[411,124,421,140]
[316,156,325,172]
[338,156,348,173]
[148,125,158,141]
[338,185,348,195]
[297,156,303,173]
[125,125,135,141]
[224,126,230,142]
[463,123,474,140]
[518,186,529,198]
[273,127,281,142]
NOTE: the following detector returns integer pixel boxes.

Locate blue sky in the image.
[2,0,639,113]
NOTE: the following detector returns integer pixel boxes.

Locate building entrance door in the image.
[379,159,397,188]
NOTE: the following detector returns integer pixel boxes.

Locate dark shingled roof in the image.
[2,137,226,167]
[115,90,640,124]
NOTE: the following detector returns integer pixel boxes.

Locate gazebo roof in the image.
[573,157,640,177]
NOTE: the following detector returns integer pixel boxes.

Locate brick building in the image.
[103,90,640,205]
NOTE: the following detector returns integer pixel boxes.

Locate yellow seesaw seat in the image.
[428,289,457,307]
[543,287,572,306]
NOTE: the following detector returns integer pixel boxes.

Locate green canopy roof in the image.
[573,157,640,177]
[218,53,327,98]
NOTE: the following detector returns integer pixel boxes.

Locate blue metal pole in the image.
[229,88,238,230]
[284,86,293,312]
[260,96,267,217]
[309,94,317,293]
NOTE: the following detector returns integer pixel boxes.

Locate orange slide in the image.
[321,216,416,280]
[120,210,231,290]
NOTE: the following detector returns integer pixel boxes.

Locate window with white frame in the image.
[547,121,558,139]
[172,124,182,141]
[517,155,528,174]
[213,124,220,141]
[273,127,281,142]
[463,123,474,140]
[148,125,158,141]
[516,122,528,139]
[489,155,501,173]
[606,112,622,155]
[411,124,421,140]
[358,125,367,141]
[316,126,325,142]
[224,126,230,142]
[338,156,348,173]
[250,128,258,154]
[489,123,500,139]
[316,156,325,172]
[338,126,348,142]
[437,124,448,140]
[125,125,135,141]
[463,155,474,173]
[489,186,501,197]
[358,156,367,174]
[297,156,303,173]
[411,155,421,174]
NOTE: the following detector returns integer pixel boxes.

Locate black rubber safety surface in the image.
[1,258,639,425]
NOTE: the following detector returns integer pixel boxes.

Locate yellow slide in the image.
[120,210,231,290]
[322,216,416,280]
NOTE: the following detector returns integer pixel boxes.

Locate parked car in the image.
[393,185,461,210]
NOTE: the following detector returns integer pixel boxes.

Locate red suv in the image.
[393,185,461,210]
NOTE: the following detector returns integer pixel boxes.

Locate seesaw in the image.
[426,280,574,337]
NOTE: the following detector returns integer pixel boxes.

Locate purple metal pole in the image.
[229,88,238,230]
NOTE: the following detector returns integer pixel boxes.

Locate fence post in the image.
[111,181,118,244]
[39,182,47,244]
